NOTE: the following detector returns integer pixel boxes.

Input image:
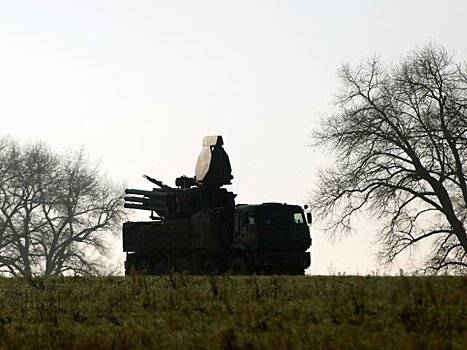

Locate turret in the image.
[123,135,236,220]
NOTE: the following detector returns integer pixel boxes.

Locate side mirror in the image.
[306,212,312,225]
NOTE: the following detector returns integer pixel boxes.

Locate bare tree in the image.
[0,138,124,277]
[0,138,21,273]
[312,44,467,273]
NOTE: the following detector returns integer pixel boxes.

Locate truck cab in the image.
[230,203,311,274]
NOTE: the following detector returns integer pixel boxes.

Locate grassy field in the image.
[0,275,465,349]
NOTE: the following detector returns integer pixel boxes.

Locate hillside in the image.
[0,275,465,349]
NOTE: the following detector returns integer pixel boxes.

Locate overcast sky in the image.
[1,1,467,274]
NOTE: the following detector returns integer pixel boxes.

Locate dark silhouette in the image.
[312,44,467,273]
[123,136,312,275]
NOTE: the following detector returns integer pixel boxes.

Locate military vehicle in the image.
[123,136,311,275]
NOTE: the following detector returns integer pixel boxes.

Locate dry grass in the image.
[0,275,465,349]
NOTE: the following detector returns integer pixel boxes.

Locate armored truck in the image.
[123,136,311,275]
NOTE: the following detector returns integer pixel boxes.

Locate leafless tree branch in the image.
[0,139,125,277]
[312,43,467,274]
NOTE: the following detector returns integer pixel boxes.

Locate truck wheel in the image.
[153,256,170,275]
[288,268,305,276]
[125,264,142,275]
[202,257,219,275]
[230,257,247,275]
[136,260,152,275]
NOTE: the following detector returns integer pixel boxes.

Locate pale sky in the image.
[1,1,466,274]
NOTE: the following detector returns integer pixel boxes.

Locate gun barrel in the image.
[124,195,165,202]
[125,188,169,197]
[123,203,169,213]
[124,196,167,207]
[143,175,174,191]
[124,196,145,203]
